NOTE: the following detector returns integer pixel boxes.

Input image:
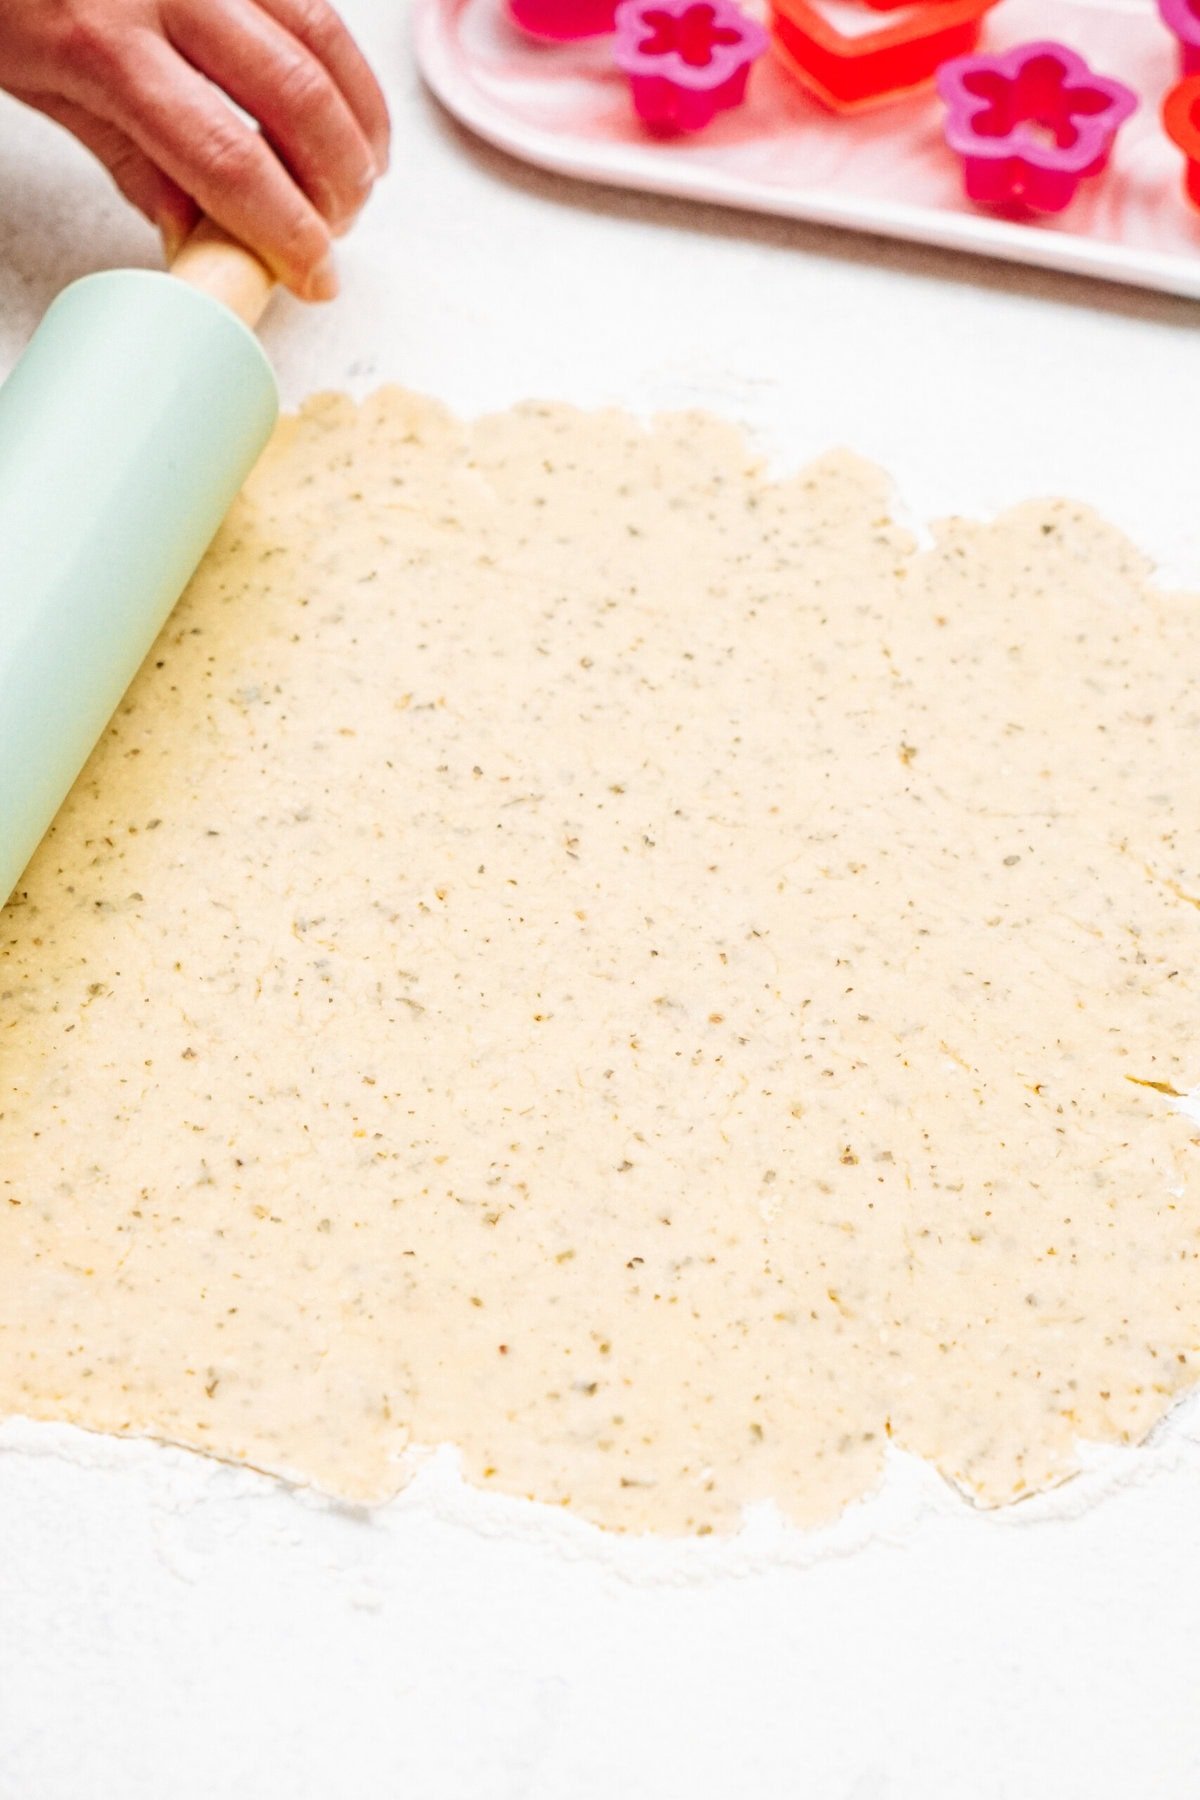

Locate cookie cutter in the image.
[508,0,619,42]
[937,40,1137,213]
[769,0,1000,114]
[613,0,768,132]
[1164,73,1200,208]
[1158,0,1200,76]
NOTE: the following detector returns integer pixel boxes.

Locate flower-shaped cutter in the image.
[1158,0,1200,76]
[508,0,619,42]
[613,0,769,132]
[937,40,1138,214]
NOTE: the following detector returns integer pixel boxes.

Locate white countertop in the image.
[2,5,1199,1793]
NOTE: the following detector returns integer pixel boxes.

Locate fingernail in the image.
[305,253,340,303]
[332,173,375,238]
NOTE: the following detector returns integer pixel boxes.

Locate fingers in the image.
[18,0,390,302]
[87,30,338,299]
[164,0,378,234]
[15,88,198,258]
[253,0,391,172]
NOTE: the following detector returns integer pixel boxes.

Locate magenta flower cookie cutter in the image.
[936,41,1138,215]
[613,0,769,133]
[508,0,619,44]
[1159,0,1200,75]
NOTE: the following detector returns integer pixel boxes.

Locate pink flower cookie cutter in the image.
[613,0,769,132]
[1159,0,1200,76]
[507,0,619,44]
[936,41,1138,215]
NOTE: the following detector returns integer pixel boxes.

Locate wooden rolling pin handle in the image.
[170,220,275,330]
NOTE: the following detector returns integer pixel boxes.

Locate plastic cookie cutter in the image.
[937,41,1137,214]
[508,0,619,42]
[769,0,1001,114]
[613,0,769,131]
[1159,0,1200,76]
[1163,74,1200,209]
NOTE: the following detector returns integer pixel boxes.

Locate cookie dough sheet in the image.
[1,389,1197,1533]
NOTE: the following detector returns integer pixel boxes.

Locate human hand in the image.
[0,0,391,300]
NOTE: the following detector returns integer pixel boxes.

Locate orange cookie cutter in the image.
[1164,73,1200,207]
[770,0,1003,113]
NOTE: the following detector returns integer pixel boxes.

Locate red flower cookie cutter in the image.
[937,41,1137,214]
[769,0,1001,115]
[613,0,769,132]
[1159,0,1200,75]
[1164,74,1200,208]
[508,0,619,42]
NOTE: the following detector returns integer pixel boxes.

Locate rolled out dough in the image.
[1,390,1197,1533]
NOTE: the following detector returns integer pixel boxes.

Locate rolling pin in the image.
[0,223,280,907]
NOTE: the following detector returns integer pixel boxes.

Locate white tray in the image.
[413,0,1200,298]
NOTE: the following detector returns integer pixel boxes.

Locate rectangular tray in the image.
[413,0,1200,299]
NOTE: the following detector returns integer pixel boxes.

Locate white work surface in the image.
[2,5,1199,1795]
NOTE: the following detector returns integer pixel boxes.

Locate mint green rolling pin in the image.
[0,223,280,906]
